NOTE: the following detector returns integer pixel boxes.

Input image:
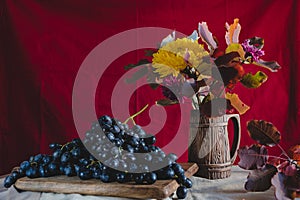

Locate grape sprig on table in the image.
[3,114,192,199]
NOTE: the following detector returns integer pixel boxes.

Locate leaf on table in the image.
[245,164,277,192]
[271,171,300,200]
[247,120,281,146]
[238,144,268,170]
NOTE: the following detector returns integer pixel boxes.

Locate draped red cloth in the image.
[0,0,299,174]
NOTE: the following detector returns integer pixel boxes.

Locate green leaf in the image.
[125,66,148,84]
[124,59,151,70]
[148,83,160,90]
[156,99,179,106]
[240,71,268,88]
[144,49,157,57]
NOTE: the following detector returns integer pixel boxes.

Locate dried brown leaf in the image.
[247,120,281,146]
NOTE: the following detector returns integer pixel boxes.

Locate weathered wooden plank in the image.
[15,163,198,199]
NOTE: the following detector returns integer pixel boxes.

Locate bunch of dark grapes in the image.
[4,115,192,199]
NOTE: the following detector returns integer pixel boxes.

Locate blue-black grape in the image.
[134,174,144,184]
[25,166,39,178]
[176,186,188,199]
[4,176,15,188]
[78,168,92,180]
[99,173,110,183]
[145,172,157,184]
[184,178,193,188]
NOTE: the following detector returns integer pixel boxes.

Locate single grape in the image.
[48,162,59,174]
[64,165,76,177]
[4,175,15,188]
[26,166,39,178]
[71,147,82,159]
[111,125,120,134]
[144,172,157,184]
[33,154,43,163]
[143,135,156,145]
[116,173,126,183]
[157,167,175,180]
[184,178,193,188]
[52,149,62,160]
[176,186,188,199]
[39,166,51,177]
[60,152,72,164]
[72,138,83,146]
[92,169,102,179]
[106,132,115,141]
[78,168,92,180]
[134,174,144,184]
[41,155,52,166]
[99,115,113,126]
[99,173,110,183]
[49,143,61,150]
[20,161,30,171]
[172,163,185,175]
[11,171,21,180]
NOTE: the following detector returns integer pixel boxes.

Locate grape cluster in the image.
[4,115,192,199]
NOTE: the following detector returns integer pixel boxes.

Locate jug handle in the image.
[228,114,241,163]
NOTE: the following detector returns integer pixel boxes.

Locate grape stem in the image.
[123,104,149,125]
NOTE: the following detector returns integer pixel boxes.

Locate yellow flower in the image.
[152,38,210,78]
[152,50,186,77]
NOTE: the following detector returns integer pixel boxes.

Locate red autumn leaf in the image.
[247,120,281,146]
[245,164,277,192]
[238,144,268,170]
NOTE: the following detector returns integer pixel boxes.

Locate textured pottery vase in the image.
[188,111,241,179]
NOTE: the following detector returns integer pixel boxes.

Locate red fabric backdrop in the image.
[0,0,299,174]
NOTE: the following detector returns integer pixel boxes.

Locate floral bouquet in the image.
[125,18,281,117]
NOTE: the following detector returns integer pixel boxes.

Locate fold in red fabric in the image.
[0,0,299,174]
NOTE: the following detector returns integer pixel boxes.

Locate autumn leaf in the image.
[240,71,268,88]
[238,144,268,170]
[156,99,179,106]
[247,120,281,146]
[245,164,277,191]
[254,59,281,72]
[288,145,300,165]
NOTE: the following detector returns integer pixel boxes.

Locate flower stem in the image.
[123,104,149,125]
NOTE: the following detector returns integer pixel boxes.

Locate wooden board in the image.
[15,163,198,199]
